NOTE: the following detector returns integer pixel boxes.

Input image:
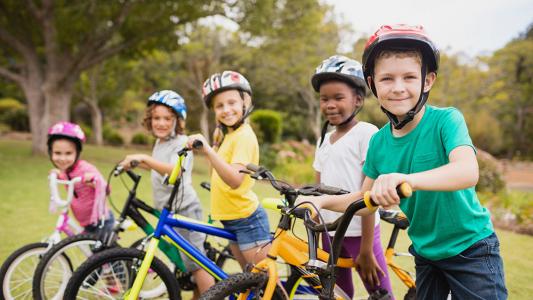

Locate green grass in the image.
[1,138,532,299]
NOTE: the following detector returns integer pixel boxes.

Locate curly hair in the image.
[142,103,185,136]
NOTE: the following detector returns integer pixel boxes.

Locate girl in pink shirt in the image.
[47,121,114,233]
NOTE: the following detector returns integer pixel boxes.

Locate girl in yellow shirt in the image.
[187,71,271,269]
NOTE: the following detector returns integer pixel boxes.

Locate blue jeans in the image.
[410,232,507,300]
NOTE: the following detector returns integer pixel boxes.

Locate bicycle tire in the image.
[199,272,286,300]
[0,242,49,300]
[63,247,180,300]
[404,287,416,300]
[32,233,113,300]
[284,265,350,300]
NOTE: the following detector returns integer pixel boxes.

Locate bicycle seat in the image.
[379,209,409,230]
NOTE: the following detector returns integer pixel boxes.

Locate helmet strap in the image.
[318,120,330,147]
[229,90,254,131]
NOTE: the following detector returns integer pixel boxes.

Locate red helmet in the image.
[362,25,440,130]
[362,24,439,83]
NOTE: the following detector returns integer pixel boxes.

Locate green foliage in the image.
[270,140,316,185]
[77,123,93,142]
[103,125,124,146]
[131,132,153,145]
[476,154,506,194]
[251,109,283,144]
[0,98,29,131]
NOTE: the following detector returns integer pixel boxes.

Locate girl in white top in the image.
[311,55,393,298]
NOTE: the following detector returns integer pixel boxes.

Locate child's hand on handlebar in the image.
[119,154,147,170]
[371,173,412,208]
[186,134,209,153]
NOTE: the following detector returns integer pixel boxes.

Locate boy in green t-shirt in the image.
[304,24,507,299]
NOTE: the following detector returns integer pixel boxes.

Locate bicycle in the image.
[63,141,243,299]
[378,209,415,300]
[32,161,231,300]
[200,164,412,300]
[0,173,83,300]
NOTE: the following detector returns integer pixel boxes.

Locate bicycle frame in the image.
[125,147,238,299]
[380,210,416,290]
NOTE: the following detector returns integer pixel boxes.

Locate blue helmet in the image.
[147,90,187,120]
[311,55,366,93]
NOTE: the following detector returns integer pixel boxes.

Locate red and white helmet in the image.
[362,24,440,130]
[362,24,439,84]
[47,121,86,153]
[202,71,252,108]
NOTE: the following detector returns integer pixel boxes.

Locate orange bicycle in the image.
[200,164,412,300]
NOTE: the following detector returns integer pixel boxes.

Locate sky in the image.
[326,0,533,57]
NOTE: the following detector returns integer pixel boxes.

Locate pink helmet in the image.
[47,121,86,154]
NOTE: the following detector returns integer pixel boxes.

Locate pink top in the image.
[59,160,109,227]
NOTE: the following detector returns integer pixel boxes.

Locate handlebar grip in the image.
[192,140,203,149]
[397,182,413,198]
[200,181,211,191]
[363,182,413,209]
[130,160,140,168]
[317,184,350,195]
[246,163,260,172]
[261,197,284,211]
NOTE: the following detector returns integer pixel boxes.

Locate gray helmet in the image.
[311,55,366,93]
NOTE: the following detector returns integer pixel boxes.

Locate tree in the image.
[0,0,221,153]
[241,0,342,141]
[487,34,533,158]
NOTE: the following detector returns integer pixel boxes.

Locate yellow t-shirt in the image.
[210,124,259,220]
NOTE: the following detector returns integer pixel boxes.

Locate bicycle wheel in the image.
[32,233,110,300]
[284,266,350,300]
[199,272,286,300]
[63,247,180,300]
[0,242,49,300]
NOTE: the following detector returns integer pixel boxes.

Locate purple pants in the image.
[321,225,393,299]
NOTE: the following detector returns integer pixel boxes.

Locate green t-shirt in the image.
[363,105,493,260]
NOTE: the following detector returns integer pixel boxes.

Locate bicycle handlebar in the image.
[113,160,140,176]
[49,172,82,208]
[167,140,203,185]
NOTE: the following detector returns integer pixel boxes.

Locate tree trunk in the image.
[87,101,104,145]
[22,77,74,155]
[200,107,210,142]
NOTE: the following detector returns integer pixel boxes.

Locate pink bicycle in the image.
[0,173,83,300]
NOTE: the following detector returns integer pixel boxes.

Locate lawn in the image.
[0,138,532,299]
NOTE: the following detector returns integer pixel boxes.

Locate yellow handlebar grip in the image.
[397,182,413,198]
[363,191,378,210]
[261,198,284,211]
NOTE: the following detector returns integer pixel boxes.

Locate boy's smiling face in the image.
[372,54,435,118]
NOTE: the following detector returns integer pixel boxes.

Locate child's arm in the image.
[119,154,174,176]
[187,134,246,189]
[357,213,384,287]
[297,176,376,217]
[371,145,478,207]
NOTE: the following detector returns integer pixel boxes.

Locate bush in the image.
[250,109,282,144]
[476,150,506,194]
[131,132,153,145]
[103,125,124,146]
[78,123,93,142]
[0,98,30,131]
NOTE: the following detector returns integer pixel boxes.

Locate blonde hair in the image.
[211,90,252,150]
[142,104,185,136]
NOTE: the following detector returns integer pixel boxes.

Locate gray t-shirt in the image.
[151,135,199,211]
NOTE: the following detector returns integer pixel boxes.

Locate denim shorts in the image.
[410,232,507,300]
[221,206,271,251]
